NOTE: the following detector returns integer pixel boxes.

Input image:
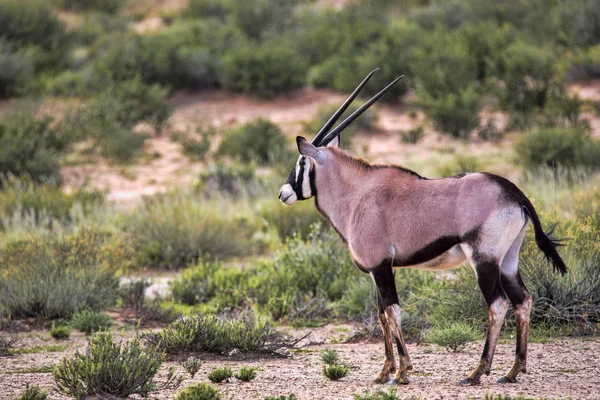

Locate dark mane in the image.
[329,147,425,179]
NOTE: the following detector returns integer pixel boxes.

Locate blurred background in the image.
[0,0,599,374]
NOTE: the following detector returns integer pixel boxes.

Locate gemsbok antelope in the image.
[278,70,567,386]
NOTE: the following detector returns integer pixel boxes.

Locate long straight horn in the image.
[320,75,405,146]
[311,68,380,146]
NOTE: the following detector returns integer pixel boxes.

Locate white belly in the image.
[397,244,467,271]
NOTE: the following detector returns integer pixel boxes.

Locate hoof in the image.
[459,377,480,386]
[387,377,409,385]
[372,377,387,384]
[497,376,518,384]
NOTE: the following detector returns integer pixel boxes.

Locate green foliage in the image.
[218,118,291,165]
[196,163,263,197]
[320,348,340,365]
[144,311,292,355]
[70,310,112,335]
[50,323,71,340]
[207,367,233,383]
[515,127,600,170]
[14,384,49,400]
[119,278,151,310]
[323,363,349,380]
[264,395,297,400]
[176,383,221,400]
[0,106,65,183]
[0,39,33,97]
[235,366,259,382]
[57,0,121,14]
[426,322,480,352]
[125,191,258,269]
[0,335,19,357]
[260,199,322,241]
[0,231,120,319]
[477,120,503,142]
[181,356,202,378]
[353,388,400,400]
[221,39,309,98]
[54,332,181,399]
[401,126,424,144]
[436,155,481,177]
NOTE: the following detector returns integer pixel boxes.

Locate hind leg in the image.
[499,226,532,383]
[373,292,396,383]
[459,247,509,385]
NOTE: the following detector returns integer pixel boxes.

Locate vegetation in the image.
[264,395,297,400]
[207,367,233,383]
[323,363,350,380]
[176,383,221,400]
[14,384,49,400]
[426,322,481,352]
[353,388,400,400]
[234,366,260,382]
[0,335,19,356]
[54,332,181,399]
[321,348,340,365]
[70,310,113,335]
[181,356,202,378]
[50,323,71,340]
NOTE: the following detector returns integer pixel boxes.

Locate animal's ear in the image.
[327,134,340,148]
[296,136,324,163]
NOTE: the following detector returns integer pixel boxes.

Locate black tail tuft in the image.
[522,207,568,275]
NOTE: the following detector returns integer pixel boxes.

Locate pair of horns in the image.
[311,69,404,147]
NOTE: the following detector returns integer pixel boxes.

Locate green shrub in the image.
[0,231,120,319]
[235,366,259,382]
[0,335,19,356]
[207,367,233,383]
[184,0,229,21]
[126,191,258,269]
[477,120,502,142]
[170,258,220,306]
[70,310,113,335]
[401,126,424,144]
[176,383,221,400]
[119,278,151,310]
[218,118,292,166]
[14,384,48,400]
[436,155,481,177]
[0,39,33,98]
[515,127,600,170]
[57,0,121,14]
[50,323,71,340]
[181,356,202,378]
[54,332,181,399]
[426,322,480,352]
[144,311,293,355]
[323,364,349,380]
[260,199,322,241]
[228,0,298,40]
[221,39,309,98]
[0,106,65,183]
[264,395,297,400]
[353,388,399,400]
[196,163,263,198]
[320,348,340,365]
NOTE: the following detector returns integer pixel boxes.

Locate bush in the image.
[426,322,480,352]
[323,364,349,380]
[0,231,121,320]
[176,383,221,400]
[57,0,121,14]
[0,39,33,98]
[260,199,322,241]
[14,384,48,400]
[54,332,181,399]
[125,191,258,269]
[221,39,309,98]
[119,278,151,310]
[181,356,202,378]
[0,106,65,183]
[235,366,259,382]
[0,335,19,356]
[353,388,400,400]
[196,163,263,198]
[50,323,71,340]
[144,311,294,355]
[515,127,600,170]
[218,118,291,166]
[320,348,340,365]
[207,367,233,383]
[477,120,502,142]
[436,155,481,177]
[401,126,424,144]
[70,310,113,335]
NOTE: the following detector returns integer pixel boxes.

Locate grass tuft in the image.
[50,323,71,340]
[176,383,221,400]
[426,322,480,352]
[181,356,202,378]
[207,367,233,383]
[14,384,49,400]
[320,348,340,365]
[234,366,259,382]
[323,364,349,380]
[70,310,112,335]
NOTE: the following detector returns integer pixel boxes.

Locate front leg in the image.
[374,293,396,384]
[371,263,413,385]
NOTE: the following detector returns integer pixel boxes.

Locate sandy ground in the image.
[1,326,598,400]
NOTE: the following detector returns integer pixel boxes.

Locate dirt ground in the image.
[1,326,599,400]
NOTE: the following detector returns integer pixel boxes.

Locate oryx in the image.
[278,70,567,386]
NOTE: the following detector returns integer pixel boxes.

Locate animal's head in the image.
[278,69,404,205]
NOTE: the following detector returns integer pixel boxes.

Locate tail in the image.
[521,198,568,275]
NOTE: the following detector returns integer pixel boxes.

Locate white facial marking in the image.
[295,156,302,180]
[301,158,312,198]
[279,183,297,205]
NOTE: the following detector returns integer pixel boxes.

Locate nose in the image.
[278,188,283,200]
